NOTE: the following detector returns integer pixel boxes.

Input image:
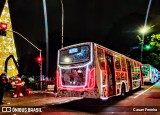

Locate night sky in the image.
[1,0,160,76]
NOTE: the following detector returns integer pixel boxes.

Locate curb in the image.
[31,90,55,95]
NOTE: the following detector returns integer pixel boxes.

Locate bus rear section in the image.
[142,64,158,83]
[56,42,99,98]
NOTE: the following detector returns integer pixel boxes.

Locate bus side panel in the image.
[94,46,103,98]
[126,60,132,91]
[95,45,117,99]
[94,46,110,99]
[130,61,142,90]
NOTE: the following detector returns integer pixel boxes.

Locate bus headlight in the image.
[64,57,71,63]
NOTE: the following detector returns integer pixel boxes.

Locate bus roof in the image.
[94,42,141,64]
[59,42,142,64]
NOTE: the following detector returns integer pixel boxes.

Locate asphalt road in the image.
[0,81,160,115]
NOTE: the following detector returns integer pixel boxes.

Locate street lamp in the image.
[6,30,43,90]
[139,26,150,35]
[138,25,155,62]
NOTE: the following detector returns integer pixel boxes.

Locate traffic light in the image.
[0,22,7,36]
[144,44,152,50]
[36,56,43,64]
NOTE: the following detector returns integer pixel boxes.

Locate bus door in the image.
[105,53,116,96]
[126,60,132,91]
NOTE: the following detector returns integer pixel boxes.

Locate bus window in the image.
[135,66,140,72]
[136,63,140,72]
[114,55,121,71]
[59,45,90,65]
[121,57,126,71]
[133,62,140,73]
[97,48,105,70]
[130,61,134,72]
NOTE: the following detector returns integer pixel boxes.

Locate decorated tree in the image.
[0,0,19,77]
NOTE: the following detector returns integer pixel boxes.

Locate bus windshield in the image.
[142,65,149,78]
[59,45,90,65]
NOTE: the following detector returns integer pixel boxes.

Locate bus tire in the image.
[120,84,126,98]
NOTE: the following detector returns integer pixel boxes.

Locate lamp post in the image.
[42,0,49,77]
[60,0,64,48]
[140,0,152,62]
[139,25,155,62]
[6,30,43,90]
[139,26,149,62]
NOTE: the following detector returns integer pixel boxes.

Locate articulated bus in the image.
[142,64,158,83]
[56,42,143,99]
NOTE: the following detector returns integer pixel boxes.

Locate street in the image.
[0,81,160,115]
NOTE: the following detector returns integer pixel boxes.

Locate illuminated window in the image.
[130,61,134,72]
[97,48,105,70]
[114,55,121,71]
[142,65,149,77]
[121,57,126,71]
[59,45,90,64]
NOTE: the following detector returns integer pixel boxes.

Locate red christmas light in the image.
[0,22,7,30]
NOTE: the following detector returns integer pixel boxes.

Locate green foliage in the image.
[142,53,160,68]
[136,33,160,69]
[150,34,160,50]
[143,34,160,69]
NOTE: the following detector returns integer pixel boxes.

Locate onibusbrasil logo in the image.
[1,107,42,112]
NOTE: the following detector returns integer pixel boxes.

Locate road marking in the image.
[134,82,158,98]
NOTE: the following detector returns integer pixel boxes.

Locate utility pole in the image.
[141,0,152,62]
[60,0,64,48]
[42,0,49,77]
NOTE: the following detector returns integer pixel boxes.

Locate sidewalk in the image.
[1,90,82,107]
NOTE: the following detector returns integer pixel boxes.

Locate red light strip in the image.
[56,70,61,88]
[88,68,95,89]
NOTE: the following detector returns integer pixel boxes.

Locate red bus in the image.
[56,42,143,99]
